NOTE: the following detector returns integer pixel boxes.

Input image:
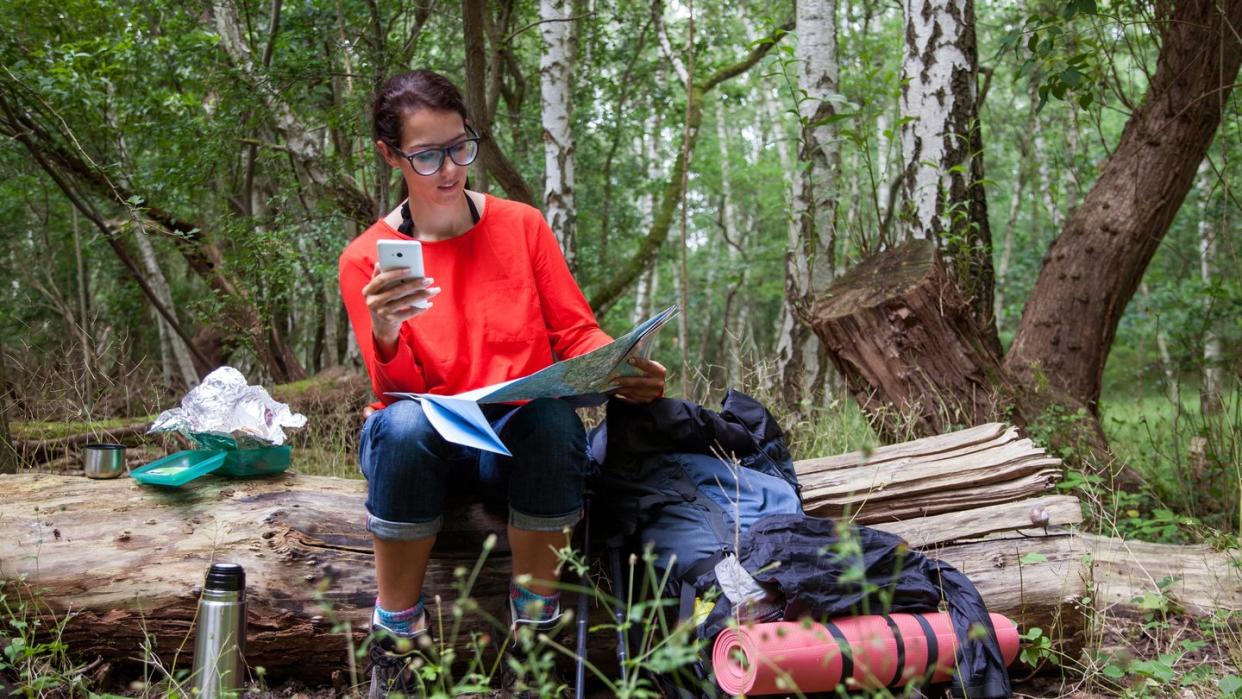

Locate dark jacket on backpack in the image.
[589,390,1013,698]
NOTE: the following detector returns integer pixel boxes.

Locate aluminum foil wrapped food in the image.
[149,366,308,448]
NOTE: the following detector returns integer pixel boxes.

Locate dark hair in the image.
[371,70,470,151]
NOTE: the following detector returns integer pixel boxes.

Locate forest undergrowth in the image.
[3,354,1242,697]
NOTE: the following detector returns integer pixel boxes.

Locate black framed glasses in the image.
[391,126,481,176]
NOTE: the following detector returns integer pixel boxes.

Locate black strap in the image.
[825,621,853,687]
[679,551,726,588]
[398,200,414,235]
[397,192,479,236]
[668,472,735,547]
[913,613,940,682]
[882,614,906,688]
[678,580,697,626]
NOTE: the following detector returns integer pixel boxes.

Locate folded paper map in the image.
[387,305,678,455]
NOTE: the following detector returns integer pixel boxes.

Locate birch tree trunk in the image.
[1198,159,1223,414]
[1033,128,1061,232]
[993,155,1026,334]
[632,108,662,326]
[1141,282,1180,405]
[70,209,94,399]
[778,0,838,411]
[898,0,999,355]
[133,230,200,390]
[540,0,577,263]
[713,99,745,388]
[994,102,1035,332]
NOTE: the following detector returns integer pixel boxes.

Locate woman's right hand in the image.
[364,262,441,352]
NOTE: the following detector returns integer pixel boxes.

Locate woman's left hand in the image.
[613,357,667,403]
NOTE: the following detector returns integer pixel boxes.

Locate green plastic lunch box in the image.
[130,445,292,487]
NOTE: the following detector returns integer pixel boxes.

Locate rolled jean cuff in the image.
[367,513,442,540]
[510,507,582,533]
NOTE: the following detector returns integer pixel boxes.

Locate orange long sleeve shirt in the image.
[339,195,613,406]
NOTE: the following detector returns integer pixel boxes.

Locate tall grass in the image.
[1100,384,1242,541]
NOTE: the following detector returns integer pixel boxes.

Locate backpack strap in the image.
[667,468,735,551]
[913,612,941,684]
[881,614,906,687]
[675,550,726,624]
[824,620,854,686]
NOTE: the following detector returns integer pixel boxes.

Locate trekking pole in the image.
[574,497,590,699]
[609,547,629,683]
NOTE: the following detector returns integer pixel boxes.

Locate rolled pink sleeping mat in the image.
[712,612,1020,696]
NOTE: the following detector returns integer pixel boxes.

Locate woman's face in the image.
[382,108,472,206]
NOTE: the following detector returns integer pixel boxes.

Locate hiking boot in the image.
[366,627,434,699]
[499,598,572,698]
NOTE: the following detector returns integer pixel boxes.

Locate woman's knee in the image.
[505,398,585,445]
[504,399,587,521]
[359,400,443,480]
[359,401,450,536]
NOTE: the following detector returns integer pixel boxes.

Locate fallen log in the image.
[14,421,154,466]
[796,423,1064,524]
[1,424,1236,686]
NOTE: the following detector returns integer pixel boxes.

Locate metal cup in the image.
[83,443,126,479]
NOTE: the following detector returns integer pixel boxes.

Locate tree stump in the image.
[807,240,1143,489]
[809,239,1018,440]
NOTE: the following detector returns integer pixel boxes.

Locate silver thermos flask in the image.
[192,562,247,697]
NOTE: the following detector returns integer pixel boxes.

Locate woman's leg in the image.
[481,398,587,599]
[360,400,467,618]
[373,537,436,612]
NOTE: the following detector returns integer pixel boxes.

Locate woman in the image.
[338,70,666,696]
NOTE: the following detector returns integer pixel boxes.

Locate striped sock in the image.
[510,581,560,622]
[372,597,424,637]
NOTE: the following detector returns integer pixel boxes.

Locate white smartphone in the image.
[376,240,430,308]
[377,239,424,278]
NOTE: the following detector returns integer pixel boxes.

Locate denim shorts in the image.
[358,397,587,540]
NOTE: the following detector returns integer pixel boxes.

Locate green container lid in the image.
[130,450,227,487]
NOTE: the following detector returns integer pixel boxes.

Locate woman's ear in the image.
[376,140,402,168]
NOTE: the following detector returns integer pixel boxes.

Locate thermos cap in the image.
[205,562,246,592]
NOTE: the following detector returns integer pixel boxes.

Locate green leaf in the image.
[1220,675,1242,697]
[1061,68,1083,87]
[1020,552,1048,564]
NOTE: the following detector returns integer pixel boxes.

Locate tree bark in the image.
[898,0,998,355]
[133,229,201,390]
[810,239,1016,440]
[778,0,839,411]
[713,99,745,388]
[539,0,577,263]
[1197,159,1224,414]
[1005,0,1242,411]
[463,0,537,207]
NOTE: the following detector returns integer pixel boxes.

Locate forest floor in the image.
[5,370,1241,697]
